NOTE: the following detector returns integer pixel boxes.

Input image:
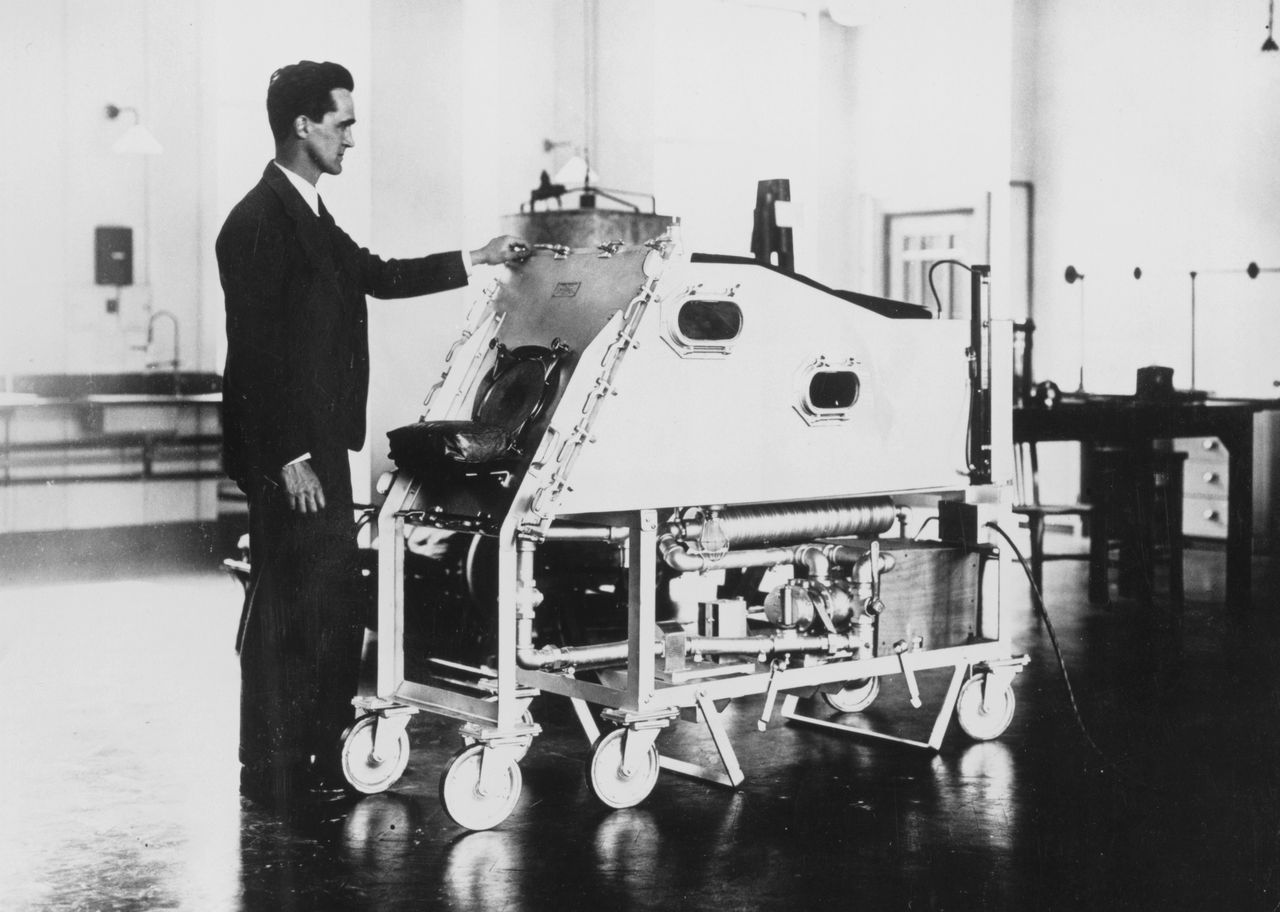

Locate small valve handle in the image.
[864,540,885,616]
[870,540,881,598]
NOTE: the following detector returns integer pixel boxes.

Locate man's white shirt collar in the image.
[274,161,321,217]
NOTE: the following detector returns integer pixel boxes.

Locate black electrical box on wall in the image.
[95,226,133,286]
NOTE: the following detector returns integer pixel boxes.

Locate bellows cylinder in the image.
[711,496,895,547]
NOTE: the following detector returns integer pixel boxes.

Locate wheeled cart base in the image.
[339,646,1029,830]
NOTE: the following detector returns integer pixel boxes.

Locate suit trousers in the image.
[238,446,363,783]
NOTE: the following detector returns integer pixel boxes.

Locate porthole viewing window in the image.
[678,300,742,341]
[807,370,860,410]
[662,297,743,358]
[795,357,862,425]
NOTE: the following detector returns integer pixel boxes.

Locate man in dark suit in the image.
[217,60,528,815]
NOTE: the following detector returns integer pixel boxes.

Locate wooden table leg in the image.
[1222,417,1255,610]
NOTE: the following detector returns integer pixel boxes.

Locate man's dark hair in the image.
[266,61,354,143]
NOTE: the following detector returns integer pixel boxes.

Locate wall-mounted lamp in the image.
[1265,0,1278,50]
[105,104,163,155]
[1064,265,1086,392]
[1247,261,1280,278]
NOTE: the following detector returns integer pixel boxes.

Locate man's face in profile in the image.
[304,88,355,177]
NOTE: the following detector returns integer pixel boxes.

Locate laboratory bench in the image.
[0,372,223,487]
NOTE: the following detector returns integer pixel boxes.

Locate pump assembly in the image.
[341,232,1027,830]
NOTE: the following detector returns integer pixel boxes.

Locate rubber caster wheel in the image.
[340,714,410,795]
[956,673,1016,741]
[586,728,660,810]
[439,744,522,830]
[823,676,881,713]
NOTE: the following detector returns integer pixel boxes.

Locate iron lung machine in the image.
[342,234,1025,829]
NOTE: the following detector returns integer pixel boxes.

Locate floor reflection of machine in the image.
[340,231,1026,830]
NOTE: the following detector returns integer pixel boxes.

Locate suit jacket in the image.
[217,162,469,486]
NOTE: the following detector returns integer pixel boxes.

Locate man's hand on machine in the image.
[470,235,531,267]
[280,460,326,514]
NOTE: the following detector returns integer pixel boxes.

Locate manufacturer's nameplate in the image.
[552,282,581,298]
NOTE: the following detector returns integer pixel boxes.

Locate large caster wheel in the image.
[439,744,522,831]
[956,673,1016,741]
[586,728,661,810]
[823,676,881,714]
[341,714,411,795]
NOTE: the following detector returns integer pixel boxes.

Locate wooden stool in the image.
[1088,447,1186,610]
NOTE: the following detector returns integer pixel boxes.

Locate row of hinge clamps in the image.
[533,239,675,260]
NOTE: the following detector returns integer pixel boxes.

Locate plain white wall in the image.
[1018,0,1280,398]
[846,0,1014,308]
[365,0,560,482]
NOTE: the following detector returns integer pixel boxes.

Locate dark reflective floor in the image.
[1,536,1278,911]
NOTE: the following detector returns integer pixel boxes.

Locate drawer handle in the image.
[1202,508,1221,522]
[1202,471,1220,484]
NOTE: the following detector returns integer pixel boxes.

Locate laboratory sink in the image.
[5,372,222,399]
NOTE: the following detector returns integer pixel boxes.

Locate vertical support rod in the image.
[969,264,992,485]
[626,510,659,711]
[1223,417,1255,610]
[496,520,519,730]
[376,511,407,699]
[1189,271,1198,391]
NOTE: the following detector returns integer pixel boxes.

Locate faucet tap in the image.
[136,310,181,392]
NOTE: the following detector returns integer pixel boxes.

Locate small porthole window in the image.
[795,357,862,426]
[678,300,742,341]
[808,370,860,410]
[663,296,743,358]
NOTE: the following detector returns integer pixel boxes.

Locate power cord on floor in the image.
[984,520,1112,766]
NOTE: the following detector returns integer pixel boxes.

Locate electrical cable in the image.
[927,258,975,316]
[987,519,1181,797]
[983,520,1111,764]
[911,515,939,540]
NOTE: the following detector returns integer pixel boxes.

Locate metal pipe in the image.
[520,640,646,669]
[515,628,863,671]
[657,536,803,574]
[541,523,630,542]
[514,538,541,663]
[685,632,855,658]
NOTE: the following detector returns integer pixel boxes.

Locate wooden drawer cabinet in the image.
[1178,436,1228,539]
[1176,413,1280,551]
[1182,442,1227,494]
